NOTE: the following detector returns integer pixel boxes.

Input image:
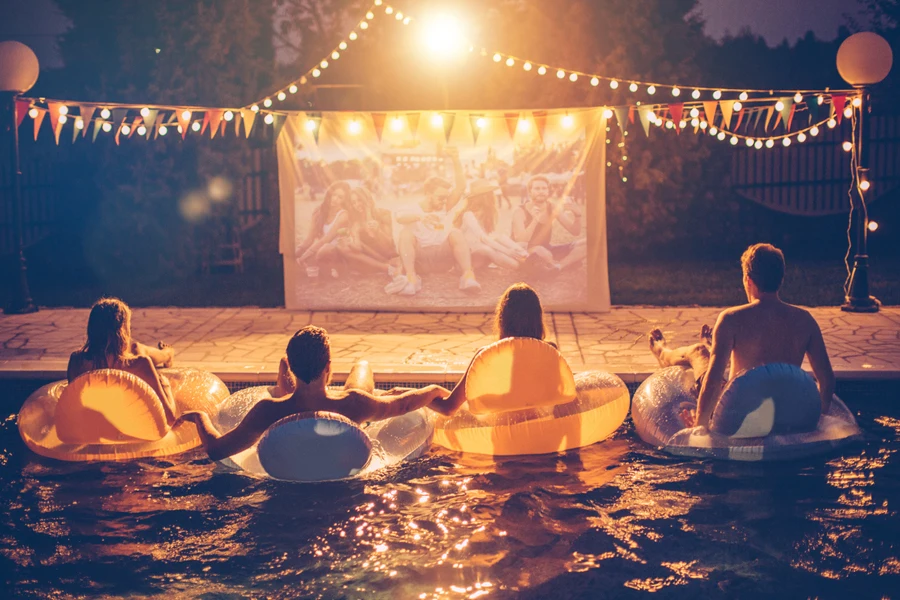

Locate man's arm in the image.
[341,385,450,423]
[177,399,279,461]
[695,312,734,429]
[511,207,539,244]
[554,200,582,236]
[804,316,835,414]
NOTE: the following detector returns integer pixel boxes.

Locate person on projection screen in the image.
[511,175,587,272]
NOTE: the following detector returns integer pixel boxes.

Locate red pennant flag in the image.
[79,106,96,137]
[628,105,635,124]
[504,112,519,139]
[176,109,192,139]
[206,109,223,139]
[441,112,456,143]
[15,99,30,128]
[200,112,210,135]
[468,114,483,144]
[787,104,796,130]
[32,107,46,140]
[702,101,718,126]
[532,110,547,142]
[371,113,386,142]
[48,102,64,131]
[734,107,745,130]
[832,94,847,124]
[406,113,421,139]
[668,103,684,123]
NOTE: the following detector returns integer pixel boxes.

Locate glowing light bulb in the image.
[755,140,763,149]
[666,121,674,129]
[794,92,803,103]
[775,101,784,111]
[339,41,347,50]
[75,118,84,130]
[137,125,147,136]
[692,89,701,99]
[360,21,369,29]
[332,51,340,60]
[569,73,578,82]
[797,132,807,142]
[523,62,532,71]
[191,121,201,131]
[746,138,755,147]
[691,118,699,127]
[647,85,656,95]
[312,68,321,78]
[28,107,38,119]
[561,114,574,128]
[347,119,362,134]
[300,76,307,85]
[102,122,112,132]
[689,108,699,118]
[556,69,566,79]
[263,98,273,107]
[395,12,403,20]
[263,113,274,125]
[139,107,149,118]
[860,180,871,192]
[827,118,836,129]
[679,120,687,128]
[181,110,192,120]
[224,111,234,121]
[431,113,443,127]
[277,91,287,101]
[403,17,411,24]
[713,90,722,100]
[251,104,260,113]
[289,84,298,94]
[810,126,819,136]
[817,95,824,105]
[493,53,501,62]
[610,80,619,89]
[710,127,718,135]
[765,139,774,148]
[176,125,183,134]
[517,118,530,132]
[844,106,853,118]
[591,77,599,86]
[349,32,358,41]
[101,108,111,119]
[159,125,168,136]
[852,97,862,108]
[366,11,374,19]
[671,87,681,97]
[58,105,68,116]
[867,220,878,232]
[385,7,394,15]
[505,58,514,67]
[537,66,547,75]
[842,141,852,152]
[602,108,613,119]
[782,137,791,147]
[729,135,737,144]
[305,119,318,132]
[629,82,638,92]
[733,101,742,112]
[739,92,749,101]
[475,117,487,129]
[58,114,67,124]
[320,60,329,69]
[375,0,382,5]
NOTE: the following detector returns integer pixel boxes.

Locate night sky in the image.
[2,0,866,71]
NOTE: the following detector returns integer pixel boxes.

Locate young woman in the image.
[337,186,401,277]
[66,298,178,425]
[452,182,528,270]
[295,181,353,276]
[431,283,556,415]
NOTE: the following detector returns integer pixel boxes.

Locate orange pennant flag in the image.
[129,117,142,138]
[734,107,746,130]
[504,113,519,139]
[441,112,456,143]
[719,101,733,130]
[532,111,547,142]
[176,109,192,139]
[763,106,776,131]
[207,109,223,138]
[79,106,96,137]
[32,107,46,140]
[702,101,718,126]
[239,109,256,138]
[371,113,386,142]
[407,113,421,139]
[233,111,242,137]
[48,102,63,131]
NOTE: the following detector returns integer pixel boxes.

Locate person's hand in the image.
[529,205,549,224]
[174,411,204,427]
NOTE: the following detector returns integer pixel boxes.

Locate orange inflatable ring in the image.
[433,338,631,456]
[18,367,230,461]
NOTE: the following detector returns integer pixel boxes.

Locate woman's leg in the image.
[649,328,710,379]
[343,360,375,394]
[132,340,175,368]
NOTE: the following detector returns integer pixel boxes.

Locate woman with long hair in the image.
[431,283,556,415]
[67,298,178,424]
[295,181,353,275]
[453,182,528,270]
[336,186,401,276]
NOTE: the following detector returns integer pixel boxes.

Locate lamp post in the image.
[0,41,40,314]
[837,32,893,313]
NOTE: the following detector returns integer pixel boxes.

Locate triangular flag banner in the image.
[764,106,776,132]
[200,112,210,135]
[143,110,158,139]
[468,114,483,144]
[129,117,142,138]
[628,105,635,124]
[72,119,81,143]
[177,109,192,139]
[638,108,653,136]
[114,120,124,145]
[32,108,46,140]
[207,109,223,139]
[613,106,629,133]
[532,111,547,142]
[233,111,242,138]
[668,103,683,123]
[441,112,455,143]
[15,99,30,128]
[752,107,765,131]
[79,106,96,137]
[734,107,746,131]
[92,118,103,142]
[832,95,847,124]
[272,114,287,141]
[239,109,255,138]
[371,113,386,142]
[504,113,519,139]
[702,101,718,127]
[53,118,64,145]
[719,101,733,129]
[787,104,796,130]
[407,113,420,139]
[805,95,820,124]
[48,102,63,132]
[778,98,793,129]
[111,108,128,132]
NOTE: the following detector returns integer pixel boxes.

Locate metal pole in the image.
[841,88,879,313]
[4,92,38,314]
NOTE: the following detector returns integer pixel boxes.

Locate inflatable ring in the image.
[211,386,436,482]
[18,367,230,462]
[632,365,862,461]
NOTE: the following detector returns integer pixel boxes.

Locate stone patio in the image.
[1,307,898,384]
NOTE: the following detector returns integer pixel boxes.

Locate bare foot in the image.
[157,341,175,368]
[648,329,668,367]
[700,324,712,346]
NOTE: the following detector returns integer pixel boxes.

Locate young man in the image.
[177,326,450,461]
[511,175,586,271]
[387,147,481,296]
[649,243,835,429]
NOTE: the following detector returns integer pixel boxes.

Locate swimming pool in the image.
[1,384,898,599]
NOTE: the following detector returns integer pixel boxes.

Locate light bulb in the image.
[181,110,192,120]
[797,132,807,142]
[517,118,530,132]
[602,108,613,119]
[852,97,862,108]
[591,77,599,86]
[493,53,501,62]
[224,111,234,121]
[629,83,638,92]
[476,117,487,129]
[58,115,67,124]
[691,118,699,127]
[739,92,749,101]
[251,104,260,112]
[523,62,532,71]
[679,120,687,128]
[264,113,274,125]
[647,85,656,95]
[137,125,147,136]
[868,220,878,232]
[403,17,410,24]
[375,0,382,5]
[689,108,699,118]
[347,119,362,134]
[561,114,574,128]
[58,105,68,116]
[140,107,149,118]
[312,68,321,78]
[557,69,565,79]
[810,126,819,136]
[537,66,547,75]
[100,108,111,119]
[746,138,755,147]
[431,113,443,127]
[305,119,318,132]
[177,125,183,134]
[782,137,791,147]
[754,140,763,149]
[666,121,674,129]
[505,57,514,67]
[332,51,340,60]
[713,90,722,100]
[733,101,742,112]
[692,89,702,100]
[386,6,393,14]
[28,107,38,119]
[610,80,619,89]
[729,135,737,144]
[263,98,273,107]
[360,21,369,29]
[844,107,853,118]
[289,84,298,94]
[710,127,718,135]
[191,121,201,131]
[277,91,286,101]
[366,11,374,19]
[101,121,113,132]
[320,60,329,69]
[842,141,852,152]
[671,87,681,97]
[775,101,784,111]
[395,12,403,20]
[390,116,403,131]
[159,125,168,136]
[765,139,774,148]
[794,92,803,103]
[349,32,358,41]
[569,73,578,82]
[75,118,84,130]
[817,95,824,105]
[339,41,347,50]
[827,118,836,129]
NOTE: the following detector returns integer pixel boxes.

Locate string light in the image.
[860,180,871,191]
[692,89,701,99]
[58,115,67,124]
[339,41,348,50]
[817,95,824,105]
[671,87,681,97]
[729,135,737,144]
[403,17,411,24]
[277,91,287,101]
[797,132,807,142]
[556,69,566,79]
[332,51,340,60]
[28,107,38,118]
[139,107,149,118]
[827,118,837,128]
[366,11,374,19]
[395,12,403,20]
[775,101,784,111]
[263,98,273,107]
[746,138,755,147]
[689,107,699,118]
[159,125,168,136]
[843,106,853,118]
[102,122,112,132]
[842,141,852,152]
[289,84,298,94]
[868,220,878,232]
[431,113,443,127]
[58,105,68,115]
[312,68,321,78]
[739,92,749,101]
[390,116,403,131]
[493,53,501,62]
[349,32,358,41]
[709,127,718,135]
[75,118,84,130]
[610,80,619,89]
[561,114,574,128]
[305,119,318,132]
[523,62,532,71]
[224,111,234,121]
[517,118,530,132]
[385,6,393,15]
[251,104,260,113]
[810,126,819,136]
[181,110,192,120]
[360,21,369,29]
[782,137,791,147]
[137,125,147,136]
[537,66,547,75]
[713,90,722,100]
[852,97,862,108]
[568,73,578,82]
[348,119,362,134]
[264,113,275,125]
[591,77,599,86]
[733,101,742,112]
[191,121,201,131]
[794,92,803,103]
[754,140,763,149]
[320,60,329,69]
[647,85,656,95]
[475,117,487,128]
[100,108,111,119]
[505,57,514,67]
[602,108,613,119]
[691,118,699,127]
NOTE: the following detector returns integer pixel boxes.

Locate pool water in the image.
[1,389,898,599]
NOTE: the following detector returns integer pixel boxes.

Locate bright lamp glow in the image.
[137,125,146,136]
[475,117,487,129]
[692,89,701,99]
[797,132,807,142]
[852,97,862,107]
[765,139,774,148]
[561,114,574,128]
[629,83,638,92]
[181,110,191,120]
[431,113,443,127]
[263,98,273,107]
[713,90,722,99]
[348,119,362,134]
[568,73,578,82]
[556,69,565,79]
[191,121,201,131]
[647,85,656,95]
[602,108,613,119]
[277,91,287,101]
[224,111,234,121]
[537,66,546,75]
[75,118,84,130]
[610,80,619,89]
[139,107,149,118]
[391,116,403,131]
[159,125,168,136]
[860,180,871,191]
[102,122,112,132]
[517,118,530,132]
[28,107,38,118]
[100,108,111,119]
[58,105,68,115]
[775,101,784,111]
[782,137,791,147]
[263,113,274,125]
[58,114,67,124]
[843,141,853,152]
[506,58,514,67]
[671,87,681,96]
[794,92,803,103]
[827,118,837,128]
[422,14,466,58]
[868,220,878,231]
[305,119,318,132]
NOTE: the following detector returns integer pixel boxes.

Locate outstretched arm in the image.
[177,399,278,461]
[805,317,835,414]
[429,354,479,416]
[341,385,451,423]
[694,312,734,429]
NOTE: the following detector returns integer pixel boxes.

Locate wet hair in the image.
[424,176,452,195]
[81,297,132,369]
[494,283,545,341]
[286,326,331,384]
[313,181,352,235]
[741,243,785,293]
[527,175,551,195]
[453,192,497,233]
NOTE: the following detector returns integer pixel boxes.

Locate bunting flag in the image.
[143,109,158,139]
[668,103,683,123]
[272,114,287,140]
[779,98,793,129]
[702,101,718,127]
[734,107,745,130]
[233,111,242,138]
[504,112,519,139]
[92,118,104,142]
[753,107,765,131]
[763,105,776,131]
[239,109,255,138]
[48,102,63,132]
[371,113,386,142]
[440,112,456,143]
[200,112,210,135]
[468,114,483,144]
[719,101,734,130]
[53,119,64,145]
[72,119,81,143]
[638,107,653,136]
[79,106,96,137]
[786,104,796,130]
[32,108,46,141]
[613,106,629,134]
[177,110,192,139]
[207,109,223,139]
[406,112,420,139]
[15,99,31,128]
[832,94,847,124]
[111,108,128,132]
[805,95,820,124]
[129,117,142,138]
[114,120,125,145]
[628,105,635,124]
[532,110,547,142]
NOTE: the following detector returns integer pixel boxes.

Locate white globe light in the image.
[837,32,893,86]
[100,108,111,119]
[782,137,791,147]
[264,113,275,125]
[140,107,149,118]
[59,105,68,115]
[537,66,547,75]
[671,87,681,97]
[713,90,722,100]
[224,111,234,121]
[277,91,286,101]
[797,132,807,142]
[629,82,638,92]
[0,41,40,92]
[692,89,701,99]
[102,122,112,132]
[591,77,599,86]
[58,114,67,124]
[159,125,168,136]
[191,121,201,131]
[765,139,775,148]
[137,125,147,136]
[610,80,619,89]
[728,135,737,144]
